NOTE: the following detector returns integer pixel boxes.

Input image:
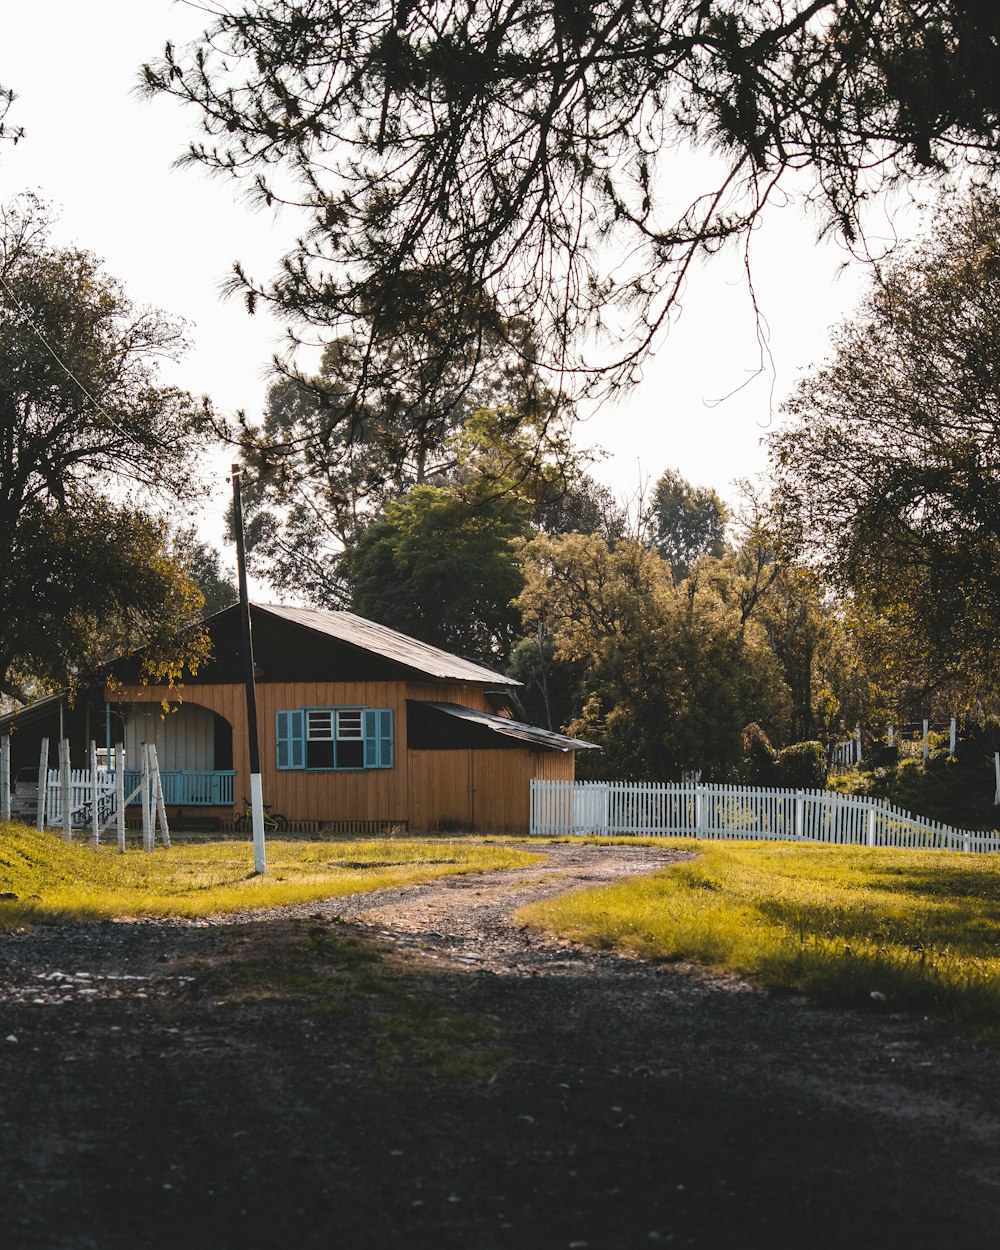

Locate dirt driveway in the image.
[1,841,998,1249]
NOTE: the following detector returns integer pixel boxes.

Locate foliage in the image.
[519,841,1000,1026]
[339,406,587,665]
[146,2,1000,397]
[0,824,542,929]
[516,532,790,779]
[833,749,999,832]
[0,84,19,147]
[232,295,567,602]
[741,722,776,784]
[507,630,586,734]
[771,190,1000,711]
[172,528,237,616]
[773,740,828,790]
[0,196,213,699]
[648,468,728,581]
[342,483,529,666]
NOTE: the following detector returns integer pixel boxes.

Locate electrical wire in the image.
[0,270,169,451]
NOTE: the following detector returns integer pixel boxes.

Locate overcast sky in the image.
[3,1,913,554]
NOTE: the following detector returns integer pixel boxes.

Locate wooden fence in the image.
[530,779,1000,854]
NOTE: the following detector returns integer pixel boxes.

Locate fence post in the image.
[866,802,875,848]
[0,733,8,823]
[90,740,100,851]
[149,744,171,850]
[795,791,804,840]
[949,717,957,757]
[855,725,862,764]
[35,737,49,831]
[116,743,126,854]
[60,738,72,842]
[695,784,705,837]
[141,744,153,852]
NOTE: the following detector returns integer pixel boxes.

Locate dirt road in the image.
[1,841,998,1249]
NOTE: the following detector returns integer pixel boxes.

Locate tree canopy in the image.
[0,197,212,700]
[145,2,1000,397]
[516,531,791,779]
[770,190,1000,711]
[648,468,728,581]
[234,302,568,602]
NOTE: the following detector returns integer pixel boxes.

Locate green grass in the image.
[518,839,1000,1026]
[0,821,542,927]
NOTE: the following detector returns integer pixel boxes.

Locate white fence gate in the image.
[45,767,116,828]
[530,780,999,854]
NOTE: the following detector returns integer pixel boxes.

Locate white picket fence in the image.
[44,767,116,828]
[530,780,1000,854]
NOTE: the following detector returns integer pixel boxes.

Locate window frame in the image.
[276,706,393,773]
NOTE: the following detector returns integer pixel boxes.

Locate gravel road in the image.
[1,841,998,1250]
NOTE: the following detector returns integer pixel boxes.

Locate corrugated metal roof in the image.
[255,604,520,687]
[419,701,598,752]
[0,689,67,732]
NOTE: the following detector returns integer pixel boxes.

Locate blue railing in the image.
[116,770,236,807]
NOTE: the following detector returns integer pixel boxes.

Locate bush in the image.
[773,740,828,789]
[741,723,776,784]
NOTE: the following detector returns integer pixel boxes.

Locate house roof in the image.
[253,604,520,687]
[0,689,68,733]
[417,701,598,752]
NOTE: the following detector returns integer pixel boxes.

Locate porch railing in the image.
[114,770,236,807]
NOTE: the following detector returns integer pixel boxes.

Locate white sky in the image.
[3,1,904,559]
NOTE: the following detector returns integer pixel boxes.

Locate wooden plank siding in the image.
[109,678,576,832]
[408,747,575,834]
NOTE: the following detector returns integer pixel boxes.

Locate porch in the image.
[117,769,236,808]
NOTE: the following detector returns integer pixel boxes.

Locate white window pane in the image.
[307,710,334,740]
[337,710,363,739]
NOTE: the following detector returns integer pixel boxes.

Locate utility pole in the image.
[231,463,266,874]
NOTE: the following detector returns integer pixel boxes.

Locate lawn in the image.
[0,821,543,927]
[518,839,1000,1025]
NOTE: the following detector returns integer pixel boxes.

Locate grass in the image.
[518,839,1000,1027]
[0,820,543,927]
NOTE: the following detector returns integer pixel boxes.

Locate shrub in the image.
[741,723,776,783]
[773,740,828,789]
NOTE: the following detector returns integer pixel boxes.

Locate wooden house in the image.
[0,604,594,835]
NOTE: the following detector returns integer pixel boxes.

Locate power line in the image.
[0,270,167,451]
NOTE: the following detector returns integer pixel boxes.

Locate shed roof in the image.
[417,701,597,752]
[253,604,520,687]
[0,690,67,733]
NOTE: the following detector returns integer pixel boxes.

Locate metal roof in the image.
[418,701,598,752]
[254,604,520,687]
[0,689,68,732]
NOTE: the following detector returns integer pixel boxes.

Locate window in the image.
[276,707,393,772]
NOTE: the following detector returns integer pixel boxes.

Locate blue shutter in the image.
[363,708,394,769]
[276,709,305,770]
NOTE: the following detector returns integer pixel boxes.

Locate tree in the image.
[515,532,790,779]
[173,529,238,616]
[339,402,590,663]
[648,468,728,581]
[342,483,529,667]
[145,2,1000,398]
[770,190,1000,710]
[0,196,212,700]
[233,297,571,602]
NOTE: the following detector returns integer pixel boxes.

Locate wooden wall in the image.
[407,747,575,834]
[109,678,575,831]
